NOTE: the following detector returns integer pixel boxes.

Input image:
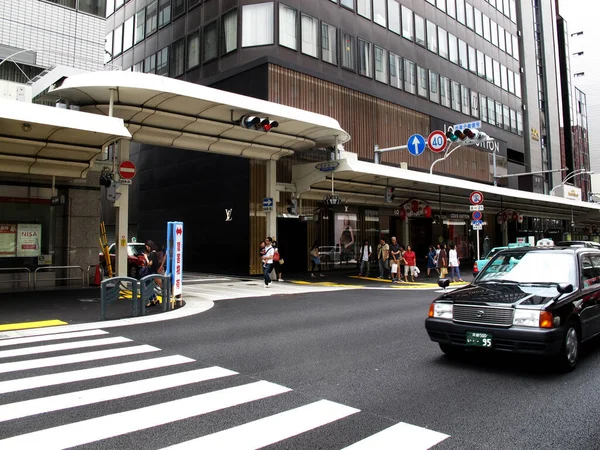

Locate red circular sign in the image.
[118,160,137,180]
[472,211,483,221]
[469,191,484,205]
[428,131,447,153]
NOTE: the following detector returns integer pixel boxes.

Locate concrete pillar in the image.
[266,160,277,239]
[114,139,130,277]
[403,219,410,246]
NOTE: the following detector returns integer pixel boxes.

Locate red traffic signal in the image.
[464,128,477,139]
[240,115,278,132]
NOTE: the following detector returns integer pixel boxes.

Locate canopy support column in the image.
[114,139,130,277]
[266,160,277,239]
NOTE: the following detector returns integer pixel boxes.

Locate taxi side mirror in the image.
[557,283,574,294]
[438,278,451,289]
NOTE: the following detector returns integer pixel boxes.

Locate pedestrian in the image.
[309,242,325,278]
[261,237,275,287]
[438,244,448,279]
[398,245,406,282]
[358,239,372,277]
[143,240,160,307]
[448,244,464,282]
[389,237,402,283]
[377,238,389,279]
[271,238,284,282]
[403,245,417,282]
[154,243,167,290]
[427,245,438,278]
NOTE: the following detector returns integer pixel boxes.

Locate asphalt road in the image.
[2,288,600,449]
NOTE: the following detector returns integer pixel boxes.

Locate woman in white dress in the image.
[448,244,464,282]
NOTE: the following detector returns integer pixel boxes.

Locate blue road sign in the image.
[407,134,426,156]
[263,197,273,211]
[471,220,483,226]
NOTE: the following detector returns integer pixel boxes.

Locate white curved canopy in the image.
[49,71,350,160]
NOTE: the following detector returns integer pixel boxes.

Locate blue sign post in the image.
[166,221,184,302]
[407,134,426,156]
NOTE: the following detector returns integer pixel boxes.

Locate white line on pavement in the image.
[0,336,131,359]
[342,421,450,450]
[0,329,109,347]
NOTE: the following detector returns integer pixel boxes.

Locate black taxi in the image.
[425,246,600,371]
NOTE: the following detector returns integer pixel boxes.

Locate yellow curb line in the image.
[0,319,67,332]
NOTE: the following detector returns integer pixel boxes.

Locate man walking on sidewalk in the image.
[377,238,389,279]
[262,237,275,287]
[358,239,372,277]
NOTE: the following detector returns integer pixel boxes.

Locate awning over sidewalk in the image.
[0,99,131,179]
[292,155,600,223]
[48,71,350,161]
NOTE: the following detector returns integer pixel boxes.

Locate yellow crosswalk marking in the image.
[0,320,67,331]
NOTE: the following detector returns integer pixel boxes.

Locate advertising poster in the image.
[335,213,357,263]
[0,224,17,257]
[16,224,42,257]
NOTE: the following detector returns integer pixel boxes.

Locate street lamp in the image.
[550,169,594,196]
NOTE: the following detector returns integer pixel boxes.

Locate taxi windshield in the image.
[476,251,577,286]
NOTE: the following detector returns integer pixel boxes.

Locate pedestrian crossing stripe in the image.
[0,328,450,450]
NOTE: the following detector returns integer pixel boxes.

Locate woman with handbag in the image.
[309,242,325,278]
[272,238,284,282]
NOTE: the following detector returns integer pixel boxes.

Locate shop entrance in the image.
[409,218,433,261]
[276,218,307,274]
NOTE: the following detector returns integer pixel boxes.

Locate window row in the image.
[423,0,517,27]
[107,0,188,19]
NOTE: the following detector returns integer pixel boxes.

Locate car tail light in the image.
[473,263,478,273]
[428,303,435,318]
[539,311,554,328]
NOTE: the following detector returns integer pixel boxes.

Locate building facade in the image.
[104,0,572,274]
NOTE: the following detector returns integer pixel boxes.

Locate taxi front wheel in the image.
[555,321,579,372]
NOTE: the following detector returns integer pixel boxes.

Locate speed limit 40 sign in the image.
[428,130,447,153]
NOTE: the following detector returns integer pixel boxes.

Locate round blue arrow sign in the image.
[407,134,426,156]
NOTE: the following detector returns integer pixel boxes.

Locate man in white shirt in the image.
[261,237,275,287]
[358,239,372,277]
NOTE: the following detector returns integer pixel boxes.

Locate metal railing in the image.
[100,275,172,321]
[140,274,172,315]
[0,267,31,289]
[33,266,85,289]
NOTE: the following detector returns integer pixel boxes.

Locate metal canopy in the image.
[293,157,600,223]
[0,98,131,179]
[49,71,350,161]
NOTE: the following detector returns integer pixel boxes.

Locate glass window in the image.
[505,30,512,55]
[500,64,508,90]
[498,25,505,51]
[458,39,467,69]
[451,81,460,111]
[158,0,171,28]
[440,76,451,108]
[466,2,474,29]
[438,28,448,59]
[496,101,503,128]
[79,0,105,17]
[471,90,479,117]
[515,74,521,98]
[106,0,115,17]
[173,0,185,18]
[187,31,200,69]
[144,54,156,73]
[115,0,124,10]
[189,0,200,9]
[415,14,425,46]
[375,46,387,83]
[170,38,185,77]
[503,105,510,130]
[402,6,413,41]
[436,0,446,13]
[512,35,519,60]
[480,94,488,122]
[510,109,517,133]
[342,32,356,70]
[104,32,113,63]
[358,0,371,19]
[404,59,416,94]
[358,39,372,77]
[456,0,465,24]
[418,65,428,97]
[322,22,337,65]
[388,0,400,34]
[203,21,218,62]
[488,98,496,125]
[426,0,435,4]
[508,70,515,93]
[341,0,354,9]
[133,62,143,72]
[426,21,437,53]
[474,8,482,36]
[497,0,503,13]
[156,46,169,75]
[477,50,485,77]
[468,45,476,72]
[482,13,490,41]
[504,0,510,17]
[516,111,523,135]
[135,9,145,44]
[374,0,386,27]
[242,2,274,47]
[493,60,501,87]
[430,71,439,103]
[389,52,402,89]
[301,14,319,57]
[146,1,158,36]
[510,0,516,22]
[113,25,123,57]
[447,0,456,18]
[485,55,493,82]
[448,33,458,64]
[461,85,470,114]
[123,16,134,52]
[490,20,498,46]
[279,4,298,50]
[222,9,238,55]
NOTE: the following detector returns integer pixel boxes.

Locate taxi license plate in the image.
[466,331,492,347]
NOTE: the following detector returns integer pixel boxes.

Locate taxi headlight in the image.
[430,303,453,319]
[513,309,547,327]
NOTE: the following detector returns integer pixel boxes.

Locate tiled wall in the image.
[0,0,105,70]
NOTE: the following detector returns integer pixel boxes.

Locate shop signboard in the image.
[0,224,17,257]
[16,224,41,257]
[166,221,184,298]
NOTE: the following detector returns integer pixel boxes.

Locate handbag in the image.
[273,251,280,262]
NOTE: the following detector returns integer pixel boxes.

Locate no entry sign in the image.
[118,160,137,180]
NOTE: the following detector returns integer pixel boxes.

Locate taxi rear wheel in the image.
[556,321,579,372]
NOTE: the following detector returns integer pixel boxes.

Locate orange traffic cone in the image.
[94,265,102,286]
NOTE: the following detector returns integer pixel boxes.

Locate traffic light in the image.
[384,187,394,203]
[287,197,298,215]
[99,169,113,187]
[454,129,467,140]
[446,129,458,142]
[446,127,490,145]
[240,115,279,132]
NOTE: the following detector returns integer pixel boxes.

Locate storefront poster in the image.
[335,213,357,262]
[0,224,17,257]
[16,224,41,257]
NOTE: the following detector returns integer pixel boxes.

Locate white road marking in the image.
[0,345,159,374]
[0,329,109,347]
[161,400,360,450]
[0,366,238,422]
[0,336,131,359]
[0,380,291,450]
[0,355,194,394]
[342,421,450,450]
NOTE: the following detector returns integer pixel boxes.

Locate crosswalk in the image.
[0,329,449,449]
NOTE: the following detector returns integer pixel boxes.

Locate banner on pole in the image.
[166,221,183,297]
